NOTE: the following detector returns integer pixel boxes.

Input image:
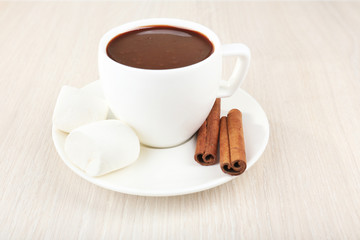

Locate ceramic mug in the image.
[99,18,250,148]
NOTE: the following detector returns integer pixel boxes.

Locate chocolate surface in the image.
[106,26,213,70]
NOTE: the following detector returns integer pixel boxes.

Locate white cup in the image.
[99,18,250,148]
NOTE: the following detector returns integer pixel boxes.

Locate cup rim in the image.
[99,18,221,72]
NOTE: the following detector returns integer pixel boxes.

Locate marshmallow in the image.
[81,81,105,99]
[64,120,140,176]
[53,86,109,133]
[81,82,117,119]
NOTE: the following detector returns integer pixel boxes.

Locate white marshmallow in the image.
[81,81,105,99]
[53,86,109,133]
[64,120,140,176]
[81,82,117,119]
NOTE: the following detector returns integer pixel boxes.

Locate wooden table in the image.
[1,1,360,239]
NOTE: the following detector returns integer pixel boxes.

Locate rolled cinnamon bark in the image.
[219,116,231,170]
[194,98,221,165]
[220,109,246,175]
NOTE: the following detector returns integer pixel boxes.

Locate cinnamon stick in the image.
[219,116,231,170]
[194,98,221,165]
[220,109,246,175]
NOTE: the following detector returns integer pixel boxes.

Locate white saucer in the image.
[52,80,269,196]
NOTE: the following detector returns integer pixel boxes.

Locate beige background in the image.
[1,1,360,239]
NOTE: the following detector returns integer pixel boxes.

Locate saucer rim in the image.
[52,81,269,197]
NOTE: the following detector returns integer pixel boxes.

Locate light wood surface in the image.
[1,1,360,239]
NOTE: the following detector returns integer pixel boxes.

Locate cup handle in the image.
[216,43,251,98]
